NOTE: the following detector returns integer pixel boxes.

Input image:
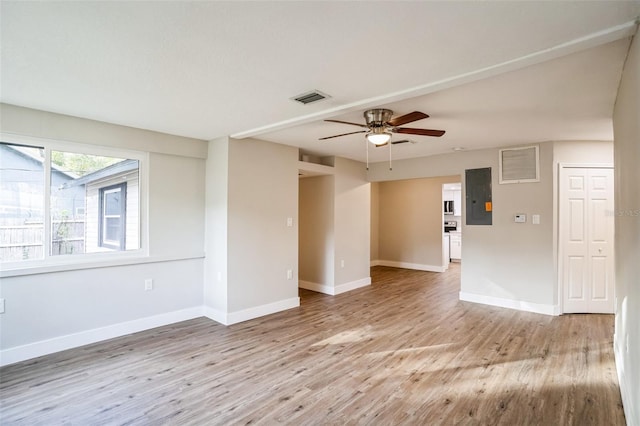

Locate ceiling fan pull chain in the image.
[366,138,369,170]
[389,140,393,171]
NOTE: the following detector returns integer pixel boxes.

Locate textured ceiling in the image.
[1,1,639,162]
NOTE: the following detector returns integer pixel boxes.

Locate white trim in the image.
[370,260,381,267]
[299,277,371,295]
[0,252,206,278]
[0,307,204,367]
[557,162,614,169]
[203,306,228,325]
[614,336,636,426]
[334,277,371,295]
[459,291,559,316]
[376,260,445,273]
[225,297,300,325]
[299,280,334,295]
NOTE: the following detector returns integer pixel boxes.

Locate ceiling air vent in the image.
[291,90,330,105]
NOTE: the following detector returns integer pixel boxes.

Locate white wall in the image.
[333,157,371,289]
[369,142,556,314]
[299,175,335,287]
[203,136,229,313]
[203,137,300,324]
[377,176,459,271]
[612,29,639,426]
[226,138,299,314]
[0,104,207,365]
[298,158,371,295]
[370,182,379,262]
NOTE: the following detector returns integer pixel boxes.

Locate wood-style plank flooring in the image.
[0,265,625,425]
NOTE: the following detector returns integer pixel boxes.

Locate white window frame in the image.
[0,133,149,273]
[99,182,127,250]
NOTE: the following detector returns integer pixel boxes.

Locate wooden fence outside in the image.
[0,220,85,261]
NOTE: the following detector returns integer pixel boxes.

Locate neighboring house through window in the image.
[0,139,144,264]
[99,183,126,250]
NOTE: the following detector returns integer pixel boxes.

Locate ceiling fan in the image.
[319,108,445,146]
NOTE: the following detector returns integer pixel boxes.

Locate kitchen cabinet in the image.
[450,232,462,260]
[453,190,462,216]
[444,190,462,216]
[443,234,450,269]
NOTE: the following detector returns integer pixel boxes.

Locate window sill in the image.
[0,252,205,278]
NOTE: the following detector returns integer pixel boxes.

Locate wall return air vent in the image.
[499,145,540,184]
[291,90,331,105]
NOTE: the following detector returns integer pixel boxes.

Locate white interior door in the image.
[560,167,615,313]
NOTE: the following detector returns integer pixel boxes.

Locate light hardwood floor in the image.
[0,265,625,425]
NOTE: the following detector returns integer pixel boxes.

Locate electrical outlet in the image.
[287,269,293,280]
[340,259,345,268]
[286,217,293,227]
[144,279,153,291]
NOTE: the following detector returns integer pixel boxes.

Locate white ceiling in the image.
[2,1,639,163]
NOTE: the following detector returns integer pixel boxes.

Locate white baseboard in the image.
[334,277,371,295]
[370,260,381,267]
[375,260,445,273]
[614,336,636,426]
[205,297,300,326]
[299,277,371,295]
[299,280,334,295]
[0,306,204,367]
[203,306,227,325]
[459,291,559,316]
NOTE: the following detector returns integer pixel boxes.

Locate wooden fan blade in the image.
[387,111,429,127]
[394,127,445,137]
[319,130,367,140]
[374,140,412,148]
[324,119,369,128]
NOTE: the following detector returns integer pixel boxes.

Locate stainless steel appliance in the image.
[444,221,457,233]
[444,200,454,215]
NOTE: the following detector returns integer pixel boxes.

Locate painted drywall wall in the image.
[333,157,371,288]
[0,104,206,159]
[464,143,554,307]
[370,182,379,262]
[612,30,639,426]
[149,152,205,258]
[553,140,614,164]
[0,105,207,364]
[226,138,299,312]
[299,175,335,287]
[377,176,459,271]
[204,136,230,313]
[0,258,202,349]
[369,143,556,313]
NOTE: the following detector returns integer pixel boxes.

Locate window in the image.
[0,143,45,261]
[99,183,126,250]
[1,139,145,265]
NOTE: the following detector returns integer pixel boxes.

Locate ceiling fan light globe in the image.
[367,132,392,145]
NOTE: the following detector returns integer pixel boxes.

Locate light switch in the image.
[532,214,540,225]
[286,217,293,227]
[515,214,527,223]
